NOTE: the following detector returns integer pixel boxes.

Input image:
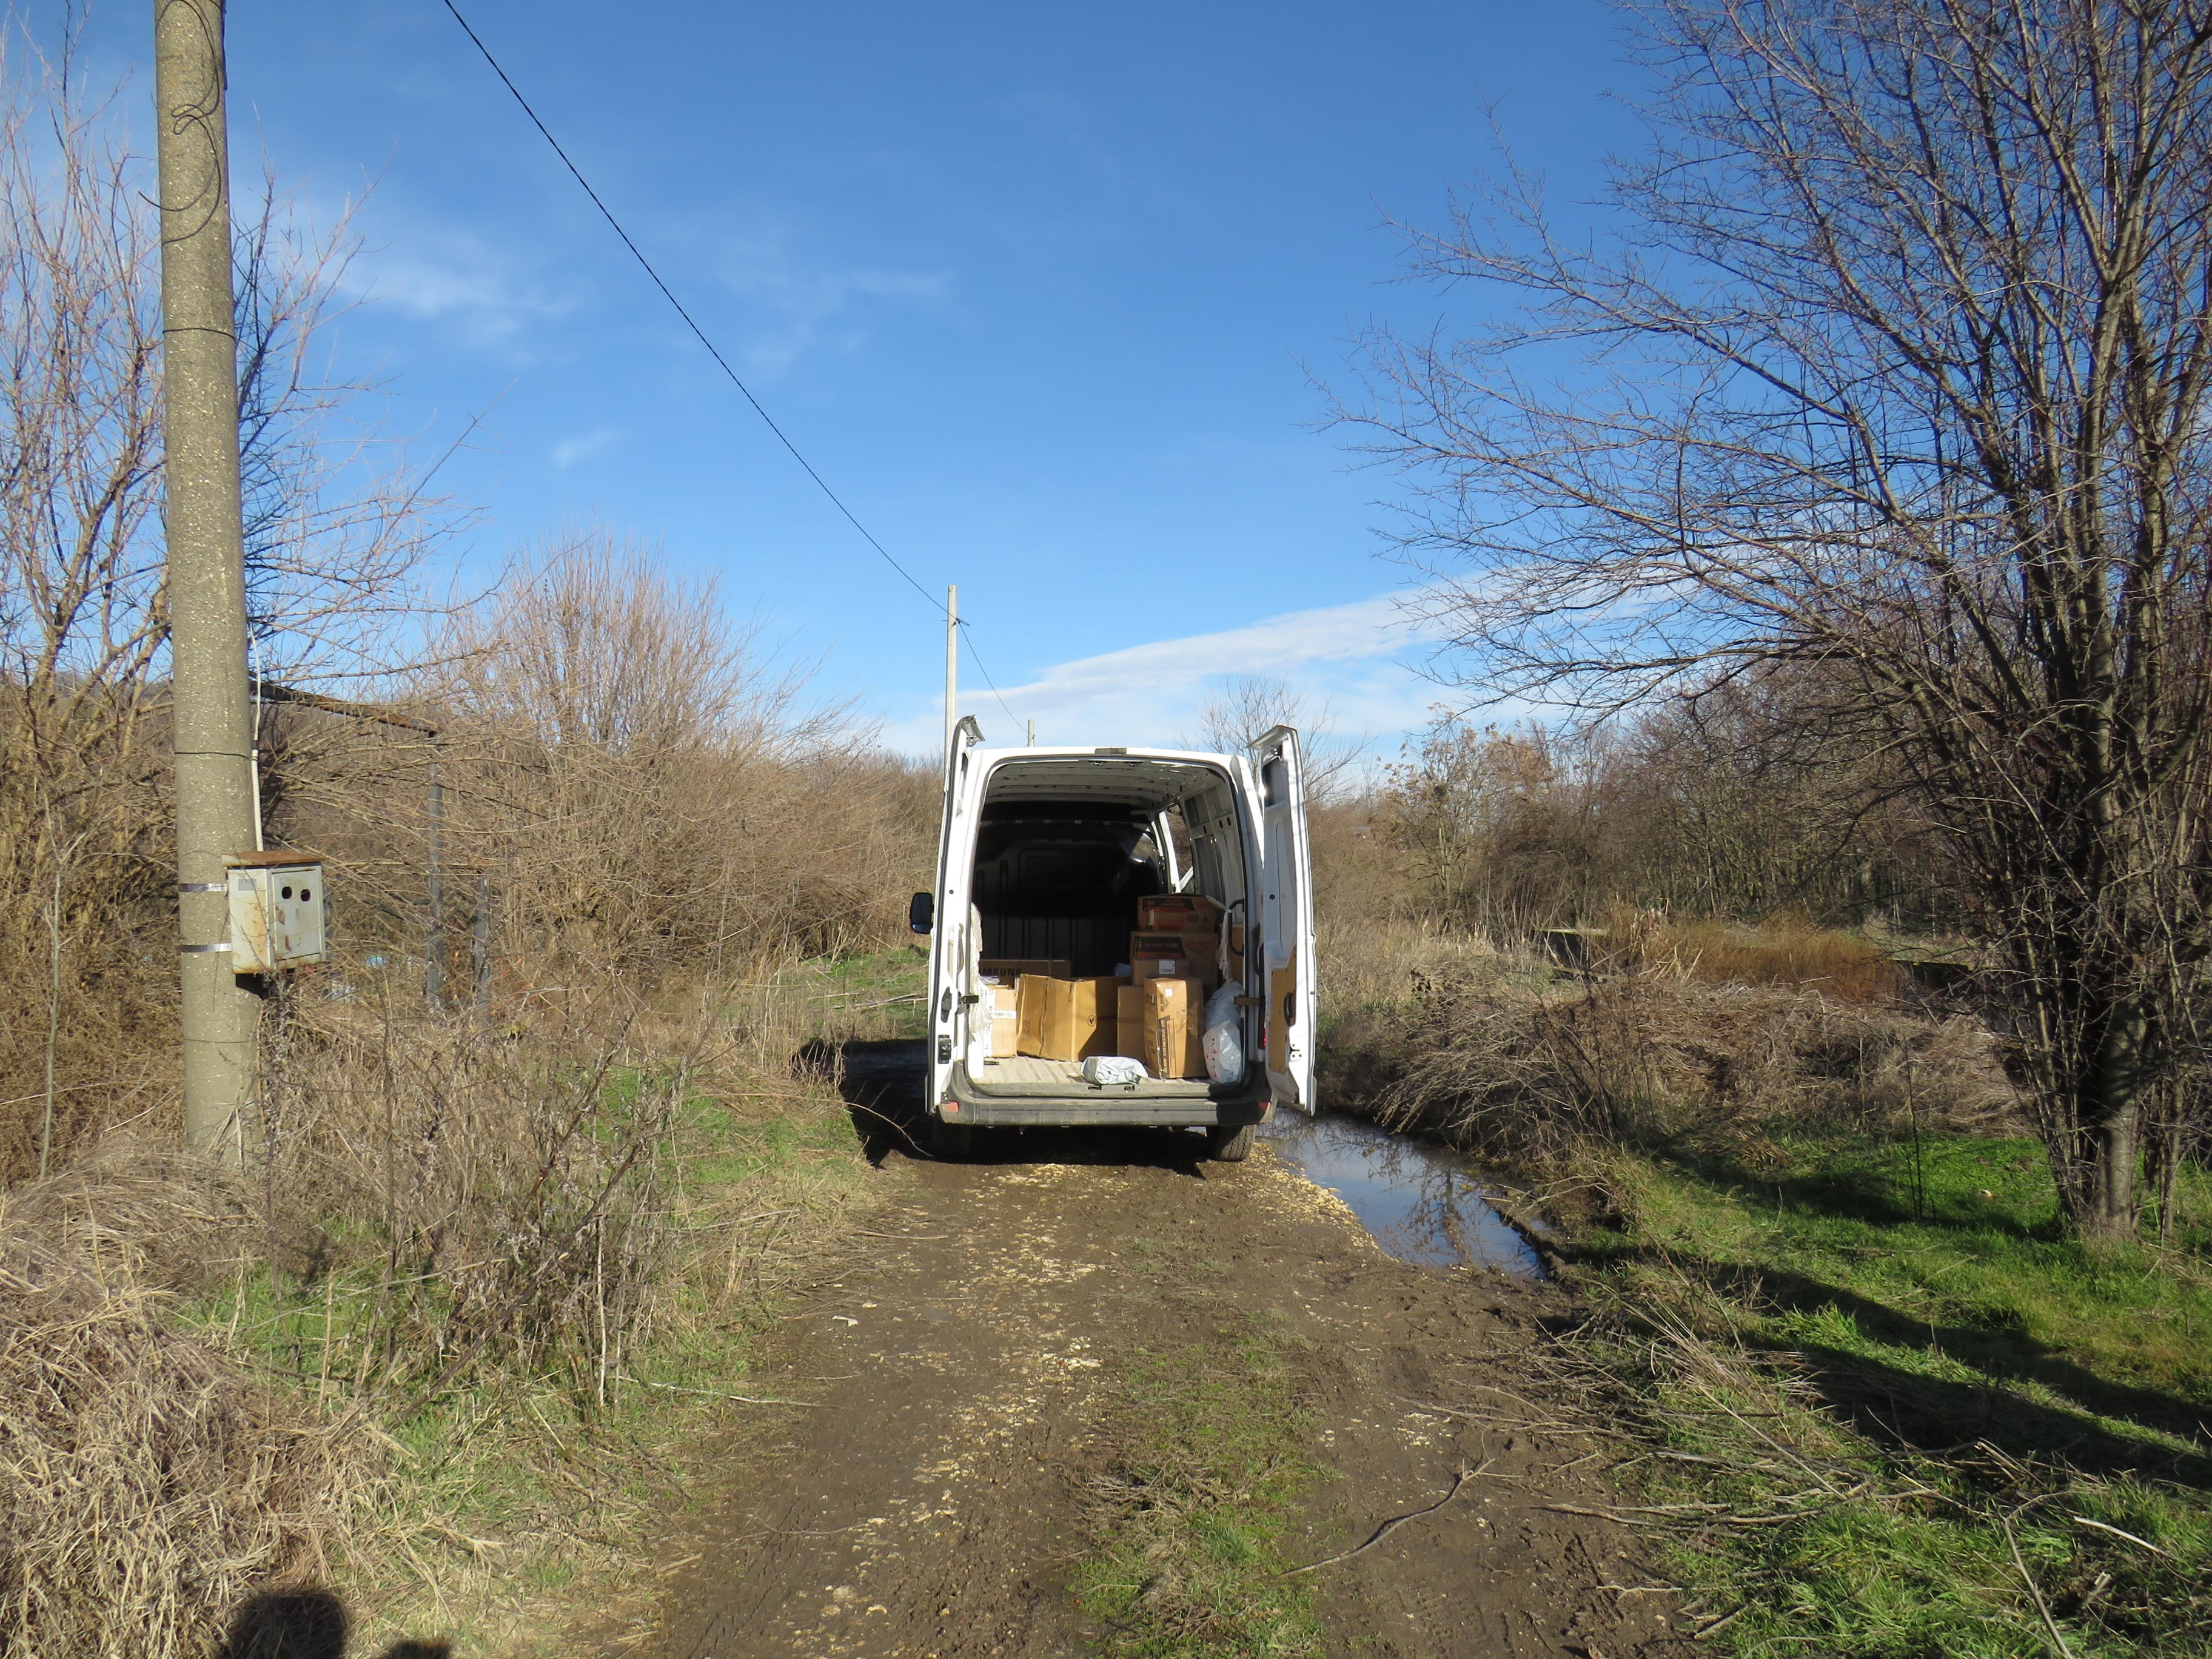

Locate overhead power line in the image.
[440,0,1024,734]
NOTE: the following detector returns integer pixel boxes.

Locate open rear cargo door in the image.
[1252,726,1316,1111]
[928,717,988,1110]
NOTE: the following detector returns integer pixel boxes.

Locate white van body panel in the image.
[924,733,1316,1125]
[926,718,990,1109]
[1252,726,1316,1112]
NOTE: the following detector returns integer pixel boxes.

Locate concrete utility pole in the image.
[156,0,258,1160]
[943,584,959,767]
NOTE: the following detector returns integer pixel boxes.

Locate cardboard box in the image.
[1115,984,1145,1059]
[982,957,1071,982]
[986,983,1019,1058]
[1141,976,1207,1080]
[1016,974,1119,1061]
[1131,930,1220,992]
[1138,894,1223,933]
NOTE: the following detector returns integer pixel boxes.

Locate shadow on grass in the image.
[218,1589,449,1658]
[791,1037,1215,1181]
[1606,1244,2212,1487]
[1659,1139,2064,1240]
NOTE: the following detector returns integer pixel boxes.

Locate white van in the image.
[908,720,1316,1161]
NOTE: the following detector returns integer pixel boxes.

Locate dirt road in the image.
[640,1043,1683,1658]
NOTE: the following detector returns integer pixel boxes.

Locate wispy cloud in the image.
[350,218,579,347]
[708,219,951,378]
[550,426,618,469]
[881,592,1473,757]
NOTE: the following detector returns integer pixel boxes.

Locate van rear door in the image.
[1250,726,1316,1111]
[928,719,988,1110]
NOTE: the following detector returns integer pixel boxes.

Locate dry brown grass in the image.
[1318,914,1507,1014]
[1617,911,1908,1003]
[1317,908,2016,1180]
[1,950,898,1659]
[0,1142,374,1659]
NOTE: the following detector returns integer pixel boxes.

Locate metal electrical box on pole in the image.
[156,0,260,1161]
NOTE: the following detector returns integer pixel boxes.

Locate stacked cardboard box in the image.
[1137,894,1222,934]
[1139,976,1205,1079]
[1135,895,1225,988]
[1130,931,1219,993]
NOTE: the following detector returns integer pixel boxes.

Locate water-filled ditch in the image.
[1261,1111,1546,1278]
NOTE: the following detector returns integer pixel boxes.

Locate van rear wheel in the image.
[931,1118,974,1159]
[1207,1123,1255,1162]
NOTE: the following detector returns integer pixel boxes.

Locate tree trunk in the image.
[2066,998,2153,1244]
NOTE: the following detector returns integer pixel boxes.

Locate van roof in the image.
[973,747,1238,809]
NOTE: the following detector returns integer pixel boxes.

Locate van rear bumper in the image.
[945,1064,1269,1128]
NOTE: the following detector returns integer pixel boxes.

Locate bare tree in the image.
[1343,0,2212,1239]
[0,35,450,1174]
[1188,672,1361,798]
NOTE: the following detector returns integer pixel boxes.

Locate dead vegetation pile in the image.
[1327,946,2016,1179]
[0,1144,372,1659]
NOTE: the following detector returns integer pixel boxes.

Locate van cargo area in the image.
[959,755,1252,1110]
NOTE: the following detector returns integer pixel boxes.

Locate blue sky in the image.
[84,1,1643,759]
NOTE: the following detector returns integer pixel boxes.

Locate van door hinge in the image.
[936,1036,953,1063]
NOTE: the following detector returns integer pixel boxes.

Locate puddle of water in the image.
[1261,1111,1545,1278]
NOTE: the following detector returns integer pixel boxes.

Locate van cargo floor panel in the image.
[968,1057,1215,1097]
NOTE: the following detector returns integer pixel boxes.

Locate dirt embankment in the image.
[631,1043,1684,1658]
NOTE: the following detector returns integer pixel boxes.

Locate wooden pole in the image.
[157,0,258,1160]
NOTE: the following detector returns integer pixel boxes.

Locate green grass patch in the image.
[1571,1131,2212,1657]
[813,945,931,1037]
[1078,1315,1324,1658]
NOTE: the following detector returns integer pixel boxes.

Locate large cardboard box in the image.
[1131,930,1220,993]
[1115,984,1145,1059]
[1138,894,1223,933]
[985,983,1020,1058]
[1141,976,1207,1080]
[1016,974,1118,1061]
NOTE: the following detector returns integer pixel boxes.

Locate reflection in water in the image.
[1262,1112,1544,1278]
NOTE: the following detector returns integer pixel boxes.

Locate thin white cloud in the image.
[350,218,578,346]
[881,592,1467,757]
[551,426,618,469]
[709,219,951,378]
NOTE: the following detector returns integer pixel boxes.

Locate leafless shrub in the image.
[255,985,689,1414]
[0,37,449,1182]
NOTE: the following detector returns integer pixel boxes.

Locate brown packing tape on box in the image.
[1142,976,1207,1080]
[1015,974,1119,1061]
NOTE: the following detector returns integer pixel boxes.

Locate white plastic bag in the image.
[1202,982,1244,1084]
[1081,1054,1149,1088]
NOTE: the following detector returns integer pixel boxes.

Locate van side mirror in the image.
[908,891,934,934]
